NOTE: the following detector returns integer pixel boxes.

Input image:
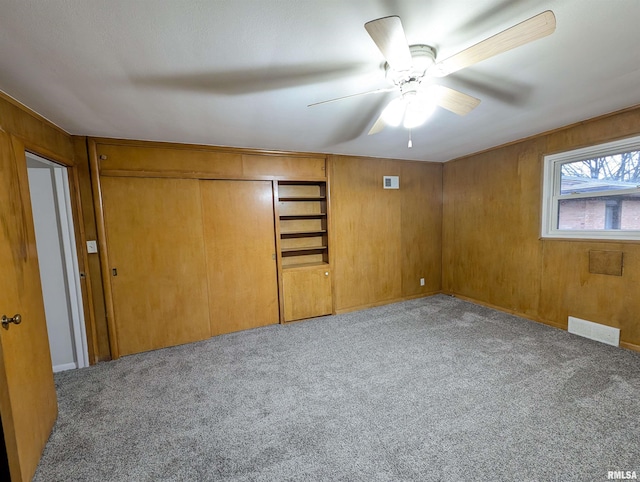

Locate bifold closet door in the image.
[200,180,279,336]
[101,177,210,356]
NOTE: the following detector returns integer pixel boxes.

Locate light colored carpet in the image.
[34,295,640,481]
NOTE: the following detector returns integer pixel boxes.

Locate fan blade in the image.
[132,63,370,95]
[308,87,396,107]
[368,112,387,135]
[365,16,413,71]
[430,10,556,77]
[423,85,481,116]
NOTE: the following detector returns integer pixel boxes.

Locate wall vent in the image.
[383,176,399,189]
[568,316,620,346]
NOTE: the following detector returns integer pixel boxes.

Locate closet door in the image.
[282,266,332,321]
[101,177,210,356]
[200,180,279,336]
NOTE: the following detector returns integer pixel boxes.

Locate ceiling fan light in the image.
[403,98,436,129]
[381,97,406,127]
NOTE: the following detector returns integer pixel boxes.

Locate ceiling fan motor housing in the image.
[385,44,436,86]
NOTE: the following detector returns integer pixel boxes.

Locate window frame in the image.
[541,134,640,240]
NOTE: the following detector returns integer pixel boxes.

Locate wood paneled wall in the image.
[94,139,326,179]
[89,143,444,349]
[443,105,640,350]
[0,95,106,363]
[9,86,640,359]
[90,139,329,357]
[0,94,72,158]
[330,155,442,312]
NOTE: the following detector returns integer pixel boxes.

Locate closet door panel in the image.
[101,177,210,355]
[200,180,279,336]
[282,267,332,321]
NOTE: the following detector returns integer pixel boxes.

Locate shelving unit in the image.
[277,181,329,268]
[275,179,333,322]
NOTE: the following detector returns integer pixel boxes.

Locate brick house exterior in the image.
[558,198,640,230]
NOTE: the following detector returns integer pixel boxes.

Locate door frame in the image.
[21,139,100,365]
[26,153,91,371]
[88,139,121,359]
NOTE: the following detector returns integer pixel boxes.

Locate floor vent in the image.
[568,316,620,346]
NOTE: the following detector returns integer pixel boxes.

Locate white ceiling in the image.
[1,0,639,162]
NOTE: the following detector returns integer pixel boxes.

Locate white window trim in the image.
[542,134,640,240]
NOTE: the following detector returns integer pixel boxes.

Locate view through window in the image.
[542,135,640,239]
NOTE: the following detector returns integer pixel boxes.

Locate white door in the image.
[26,153,89,371]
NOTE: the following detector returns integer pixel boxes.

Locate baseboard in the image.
[334,291,442,315]
[445,292,640,353]
[53,362,78,373]
[620,341,640,353]
[444,292,566,330]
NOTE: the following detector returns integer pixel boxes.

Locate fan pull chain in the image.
[408,129,413,148]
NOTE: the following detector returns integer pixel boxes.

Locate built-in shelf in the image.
[279,213,326,219]
[279,196,326,202]
[277,178,332,321]
[277,180,329,268]
[281,246,328,254]
[280,230,327,237]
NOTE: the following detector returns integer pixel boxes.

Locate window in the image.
[542,135,640,240]
[604,200,621,230]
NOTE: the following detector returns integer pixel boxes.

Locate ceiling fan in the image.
[310,10,556,136]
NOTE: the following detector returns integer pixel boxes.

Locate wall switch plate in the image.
[86,240,98,254]
[420,278,425,286]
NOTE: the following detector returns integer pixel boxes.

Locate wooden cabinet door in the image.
[282,267,332,321]
[200,180,279,336]
[101,177,210,356]
[0,134,57,482]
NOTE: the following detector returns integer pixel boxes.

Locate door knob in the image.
[2,314,22,329]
